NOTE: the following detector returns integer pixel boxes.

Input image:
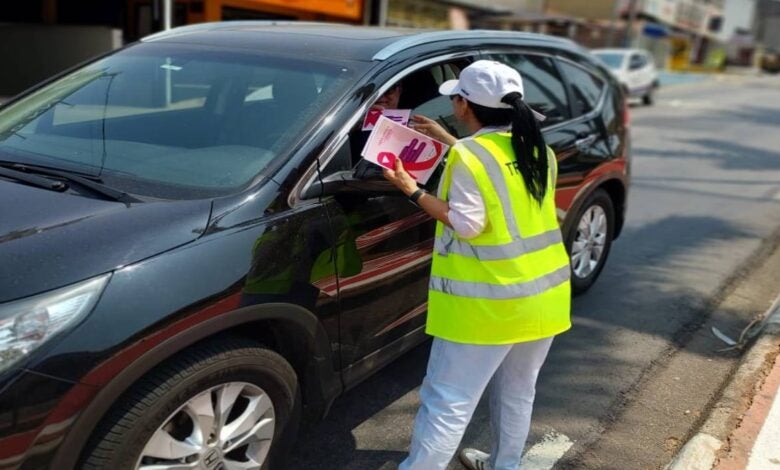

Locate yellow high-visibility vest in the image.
[427,132,572,344]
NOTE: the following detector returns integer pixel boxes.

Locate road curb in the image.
[666,295,780,470]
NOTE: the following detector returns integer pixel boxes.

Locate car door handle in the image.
[575,134,597,149]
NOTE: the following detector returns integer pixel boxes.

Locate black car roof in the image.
[142,21,579,62]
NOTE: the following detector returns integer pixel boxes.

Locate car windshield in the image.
[0,43,358,199]
[594,52,626,70]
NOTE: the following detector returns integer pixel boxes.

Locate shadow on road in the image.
[289,340,429,469]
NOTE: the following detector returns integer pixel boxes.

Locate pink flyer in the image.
[361,108,412,131]
[361,115,449,185]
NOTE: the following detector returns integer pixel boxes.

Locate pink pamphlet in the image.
[361,115,449,185]
[361,108,412,131]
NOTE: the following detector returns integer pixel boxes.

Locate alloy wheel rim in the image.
[570,205,608,279]
[135,382,275,470]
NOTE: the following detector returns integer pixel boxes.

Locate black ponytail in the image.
[501,92,548,204]
[467,93,548,204]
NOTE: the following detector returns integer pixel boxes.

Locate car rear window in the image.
[0,43,360,199]
[557,61,605,116]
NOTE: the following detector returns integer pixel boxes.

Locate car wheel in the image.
[566,189,615,295]
[643,88,654,105]
[81,338,300,470]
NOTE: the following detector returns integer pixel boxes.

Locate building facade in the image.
[383,0,510,30]
[640,0,727,68]
[0,0,366,97]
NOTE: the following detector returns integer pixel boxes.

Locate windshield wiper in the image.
[0,162,139,203]
[0,165,67,191]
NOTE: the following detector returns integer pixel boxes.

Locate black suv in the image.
[0,23,629,469]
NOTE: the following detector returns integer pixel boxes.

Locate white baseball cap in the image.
[439,60,546,121]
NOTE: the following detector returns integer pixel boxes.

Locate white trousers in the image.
[399,336,554,470]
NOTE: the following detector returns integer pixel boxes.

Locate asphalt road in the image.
[288,74,780,470]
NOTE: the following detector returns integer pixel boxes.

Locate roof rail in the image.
[372,30,571,61]
[141,20,337,42]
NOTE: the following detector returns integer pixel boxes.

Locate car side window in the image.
[403,61,471,138]
[488,53,571,127]
[346,59,473,185]
[557,61,605,117]
[629,54,645,70]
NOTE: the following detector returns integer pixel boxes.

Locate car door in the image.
[318,57,474,386]
[628,53,649,92]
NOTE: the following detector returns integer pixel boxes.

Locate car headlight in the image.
[0,274,110,374]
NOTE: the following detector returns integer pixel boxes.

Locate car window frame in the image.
[290,49,482,206]
[290,46,611,207]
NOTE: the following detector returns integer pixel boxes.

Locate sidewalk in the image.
[658,71,710,87]
[668,296,780,470]
[715,347,780,469]
[657,67,764,89]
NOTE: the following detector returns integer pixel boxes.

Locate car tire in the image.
[565,189,615,295]
[642,88,654,105]
[80,337,300,470]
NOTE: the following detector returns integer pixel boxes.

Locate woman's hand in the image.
[384,159,453,228]
[409,115,457,146]
[383,159,419,197]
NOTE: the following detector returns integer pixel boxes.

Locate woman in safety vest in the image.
[383,60,572,470]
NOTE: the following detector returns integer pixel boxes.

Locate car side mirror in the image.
[301,169,401,199]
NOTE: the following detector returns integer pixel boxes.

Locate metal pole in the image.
[379,0,389,27]
[607,0,620,47]
[624,0,639,47]
[163,0,173,30]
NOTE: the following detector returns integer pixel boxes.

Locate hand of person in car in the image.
[383,159,418,197]
[409,115,457,146]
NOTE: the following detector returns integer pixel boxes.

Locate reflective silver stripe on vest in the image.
[436,228,562,260]
[430,264,571,300]
[435,226,455,256]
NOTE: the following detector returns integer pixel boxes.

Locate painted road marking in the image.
[520,431,573,470]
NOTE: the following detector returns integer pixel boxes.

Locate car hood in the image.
[0,181,212,303]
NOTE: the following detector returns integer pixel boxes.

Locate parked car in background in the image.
[0,23,630,470]
[593,48,659,105]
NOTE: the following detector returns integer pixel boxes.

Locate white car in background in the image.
[593,48,659,105]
